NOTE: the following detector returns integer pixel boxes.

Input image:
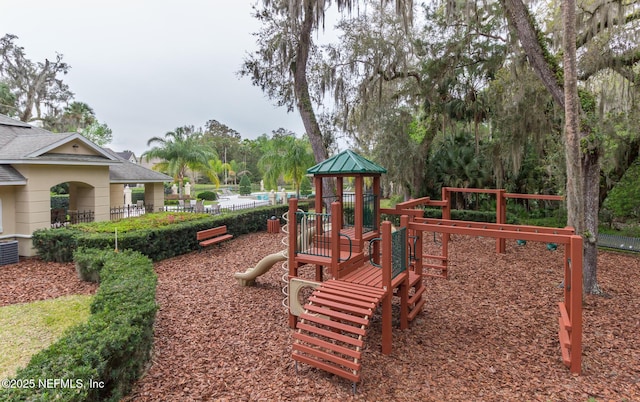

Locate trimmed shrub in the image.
[300,176,312,197]
[131,191,145,205]
[382,208,518,225]
[73,247,112,283]
[197,191,218,201]
[421,207,518,224]
[239,175,251,196]
[32,204,302,263]
[0,250,157,402]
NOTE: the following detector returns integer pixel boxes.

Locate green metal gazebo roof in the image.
[307,149,387,175]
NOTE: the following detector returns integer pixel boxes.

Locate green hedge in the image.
[131,191,145,205]
[422,207,518,224]
[0,250,157,402]
[50,194,69,210]
[197,191,218,201]
[73,248,112,283]
[32,204,299,263]
[382,208,518,225]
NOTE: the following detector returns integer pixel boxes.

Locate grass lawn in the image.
[0,295,93,379]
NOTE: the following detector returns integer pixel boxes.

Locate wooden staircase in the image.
[292,280,385,384]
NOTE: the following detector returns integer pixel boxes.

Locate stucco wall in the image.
[13,164,110,256]
[110,184,125,208]
[145,183,165,212]
[0,187,16,237]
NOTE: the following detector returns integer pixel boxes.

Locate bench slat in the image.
[197,226,233,249]
[199,234,233,247]
[197,225,228,241]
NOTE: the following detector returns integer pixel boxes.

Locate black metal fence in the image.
[160,200,270,215]
[597,234,640,252]
[110,204,154,221]
[51,209,95,227]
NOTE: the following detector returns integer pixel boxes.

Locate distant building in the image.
[0,114,172,257]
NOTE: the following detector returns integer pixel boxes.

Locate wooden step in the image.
[292,352,360,383]
[293,343,362,371]
[315,285,381,304]
[304,304,370,326]
[299,312,367,336]
[408,285,425,306]
[321,280,385,299]
[307,296,374,317]
[408,297,426,322]
[292,332,363,360]
[293,279,381,385]
[296,322,364,347]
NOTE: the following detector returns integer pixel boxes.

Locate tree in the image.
[258,132,315,197]
[0,82,16,116]
[242,0,413,200]
[81,121,113,146]
[60,101,95,131]
[499,0,639,294]
[429,132,492,207]
[239,174,252,196]
[206,158,229,188]
[142,126,216,198]
[0,34,73,123]
[300,175,312,197]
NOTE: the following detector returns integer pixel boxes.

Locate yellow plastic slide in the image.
[234,250,287,286]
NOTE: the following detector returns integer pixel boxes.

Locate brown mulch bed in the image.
[0,259,97,306]
[3,233,639,400]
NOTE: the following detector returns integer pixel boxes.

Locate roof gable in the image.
[0,114,172,185]
[0,115,117,164]
[307,150,387,176]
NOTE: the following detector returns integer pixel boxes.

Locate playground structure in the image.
[237,150,583,388]
[383,193,582,374]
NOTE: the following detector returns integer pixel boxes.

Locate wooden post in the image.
[314,176,323,213]
[569,235,583,374]
[496,189,506,254]
[288,197,298,329]
[381,221,393,355]
[373,175,381,231]
[399,215,410,330]
[441,187,451,278]
[354,176,364,249]
[330,202,341,279]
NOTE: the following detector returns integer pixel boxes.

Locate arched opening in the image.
[50,181,96,226]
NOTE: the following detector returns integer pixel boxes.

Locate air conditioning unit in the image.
[0,240,19,265]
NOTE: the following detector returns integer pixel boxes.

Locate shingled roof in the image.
[103,148,172,183]
[0,114,172,184]
[307,149,387,176]
[0,165,26,185]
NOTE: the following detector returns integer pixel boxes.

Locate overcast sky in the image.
[0,0,310,155]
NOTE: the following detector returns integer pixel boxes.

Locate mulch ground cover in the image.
[2,231,639,401]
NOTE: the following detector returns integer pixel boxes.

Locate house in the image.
[0,114,172,257]
[116,150,138,164]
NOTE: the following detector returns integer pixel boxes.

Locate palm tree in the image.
[62,101,95,132]
[245,1,411,201]
[142,126,216,198]
[258,135,315,197]
[207,158,231,188]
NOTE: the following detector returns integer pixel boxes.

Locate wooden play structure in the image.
[283,150,583,389]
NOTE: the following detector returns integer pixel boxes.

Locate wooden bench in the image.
[197,226,233,250]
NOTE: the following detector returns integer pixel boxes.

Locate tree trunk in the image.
[294,0,334,200]
[503,0,602,294]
